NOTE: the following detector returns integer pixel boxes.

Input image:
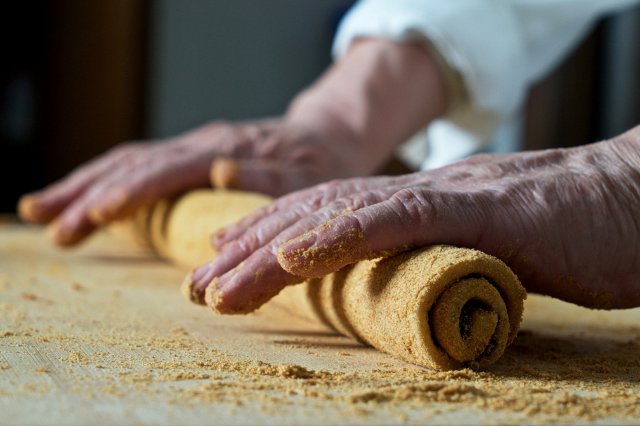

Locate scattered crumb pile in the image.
[1,226,640,425]
[2,313,640,424]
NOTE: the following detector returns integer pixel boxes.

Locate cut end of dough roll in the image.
[410,246,526,370]
[430,277,509,367]
[296,245,526,370]
[111,190,526,371]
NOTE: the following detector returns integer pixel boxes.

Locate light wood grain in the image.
[1,224,639,425]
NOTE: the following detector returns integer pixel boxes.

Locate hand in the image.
[187,126,640,312]
[18,38,448,247]
[18,118,358,246]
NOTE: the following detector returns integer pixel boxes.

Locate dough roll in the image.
[292,247,525,369]
[118,189,526,370]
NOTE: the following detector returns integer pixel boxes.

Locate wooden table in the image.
[1,224,639,425]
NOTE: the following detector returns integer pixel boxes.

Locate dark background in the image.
[1,0,639,212]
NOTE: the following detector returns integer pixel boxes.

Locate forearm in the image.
[286,38,449,174]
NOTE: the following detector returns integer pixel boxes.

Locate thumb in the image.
[210,157,320,197]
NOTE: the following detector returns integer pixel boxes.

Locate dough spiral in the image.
[115,190,526,370]
[286,245,525,370]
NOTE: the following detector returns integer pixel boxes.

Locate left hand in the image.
[186,126,640,313]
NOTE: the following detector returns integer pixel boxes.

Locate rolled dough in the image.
[116,189,526,370]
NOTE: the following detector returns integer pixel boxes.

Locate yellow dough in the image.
[117,189,526,370]
[116,190,272,266]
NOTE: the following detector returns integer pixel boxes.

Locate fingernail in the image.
[277,231,317,268]
[46,221,75,247]
[18,195,37,219]
[203,262,261,314]
[204,281,223,310]
[204,276,250,314]
[88,207,109,224]
[210,229,227,249]
[180,273,205,304]
[277,221,368,278]
[181,263,217,305]
[17,194,43,222]
[191,262,214,284]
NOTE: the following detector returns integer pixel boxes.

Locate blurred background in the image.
[1,0,639,213]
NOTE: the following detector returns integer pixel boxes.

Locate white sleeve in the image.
[333,0,640,168]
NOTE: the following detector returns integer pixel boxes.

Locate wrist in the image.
[287,38,449,173]
[589,125,640,169]
[573,126,640,211]
[286,88,352,133]
[611,124,640,160]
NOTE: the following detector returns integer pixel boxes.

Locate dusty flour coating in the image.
[272,246,527,370]
[139,191,526,369]
[2,259,640,426]
[277,222,371,278]
[2,213,640,424]
[2,315,640,424]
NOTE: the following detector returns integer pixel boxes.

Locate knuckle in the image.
[346,195,368,210]
[290,199,319,216]
[294,192,321,211]
[390,187,434,223]
[323,198,350,214]
[323,179,343,190]
[304,191,334,211]
[234,234,260,255]
[391,187,419,204]
[307,182,387,213]
[315,179,343,196]
[344,190,382,211]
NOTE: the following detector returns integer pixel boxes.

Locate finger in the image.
[87,150,212,224]
[209,186,326,250]
[191,204,340,305]
[205,249,303,314]
[210,183,360,252]
[202,194,370,291]
[19,174,106,224]
[277,213,374,278]
[18,145,138,224]
[45,164,151,245]
[278,188,479,278]
[18,193,64,224]
[183,241,302,309]
[44,172,134,246]
[207,201,325,278]
[209,203,278,250]
[186,190,391,306]
[205,186,394,313]
[46,204,98,247]
[210,175,403,250]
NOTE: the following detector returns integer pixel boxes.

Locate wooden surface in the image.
[1,224,640,425]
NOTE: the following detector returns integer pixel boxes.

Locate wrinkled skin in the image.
[19,39,445,247]
[188,126,640,313]
[17,36,640,312]
[18,119,361,246]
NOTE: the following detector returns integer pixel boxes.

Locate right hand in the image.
[187,127,640,313]
[18,118,360,246]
